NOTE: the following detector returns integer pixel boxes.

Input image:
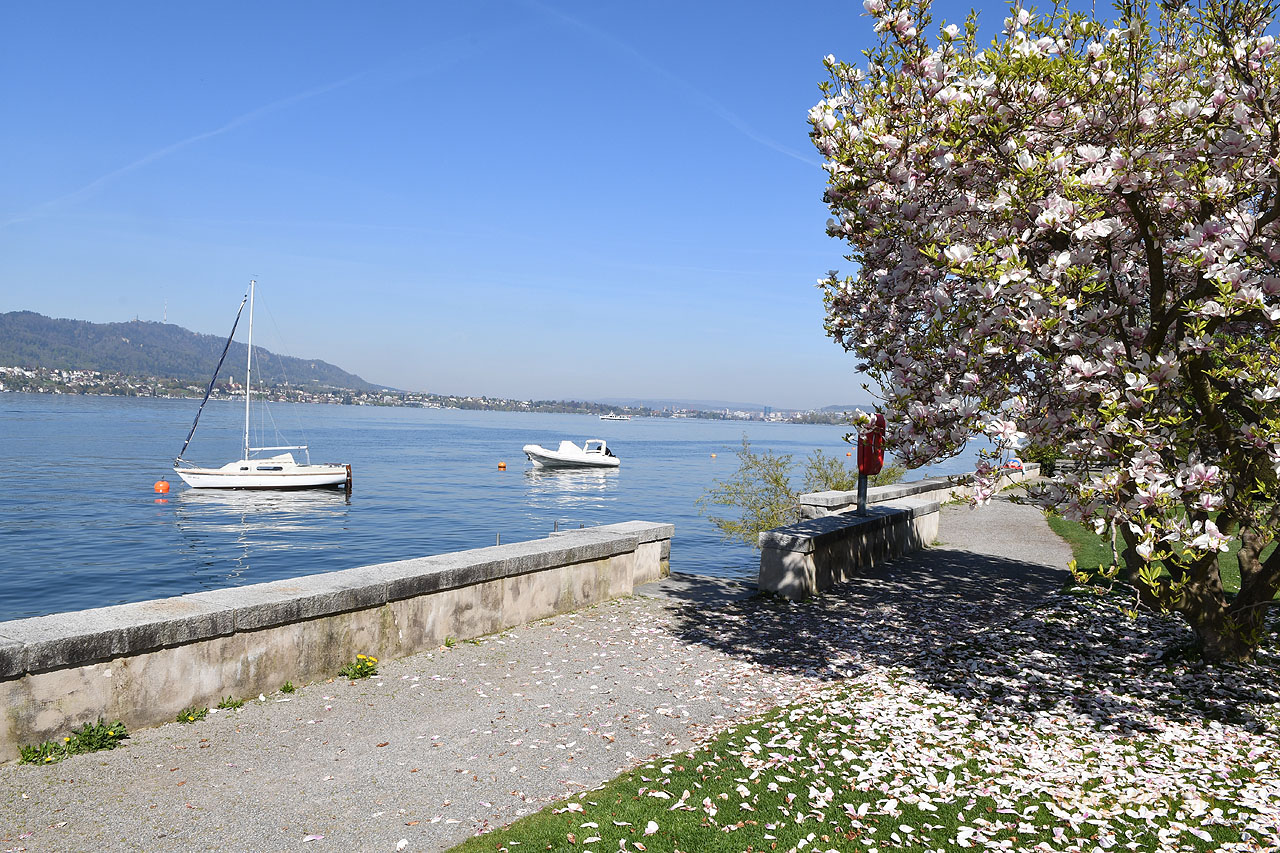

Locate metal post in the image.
[857,473,868,516]
[244,279,255,461]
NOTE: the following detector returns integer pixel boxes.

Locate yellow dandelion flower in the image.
[107,731,114,736]
[356,654,366,660]
[44,756,53,762]
[369,657,378,663]
[64,737,71,742]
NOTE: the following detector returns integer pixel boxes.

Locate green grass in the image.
[216,696,245,710]
[449,678,1255,853]
[1044,515,1127,583]
[1043,514,1275,594]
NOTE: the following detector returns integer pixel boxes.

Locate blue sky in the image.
[1,0,979,409]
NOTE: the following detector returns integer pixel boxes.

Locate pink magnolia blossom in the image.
[1188,520,1231,553]
[812,0,1280,659]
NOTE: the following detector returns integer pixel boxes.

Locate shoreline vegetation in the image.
[0,365,854,424]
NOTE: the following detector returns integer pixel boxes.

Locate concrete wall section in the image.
[0,521,672,762]
[798,463,1040,518]
[759,499,939,600]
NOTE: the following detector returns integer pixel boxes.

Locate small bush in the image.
[280,681,296,694]
[177,706,208,724]
[699,437,908,547]
[696,437,797,547]
[1021,443,1063,476]
[803,448,905,492]
[338,653,378,679]
[19,718,128,765]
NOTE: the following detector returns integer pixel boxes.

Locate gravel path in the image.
[0,499,1070,853]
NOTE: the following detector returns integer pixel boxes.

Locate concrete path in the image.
[0,498,1070,853]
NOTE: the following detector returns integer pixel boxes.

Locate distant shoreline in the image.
[0,367,854,425]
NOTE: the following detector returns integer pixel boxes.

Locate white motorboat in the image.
[522,439,621,469]
[599,414,630,421]
[174,280,352,490]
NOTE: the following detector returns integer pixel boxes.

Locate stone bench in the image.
[758,498,938,600]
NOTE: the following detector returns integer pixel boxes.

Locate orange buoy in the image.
[846,451,852,457]
[710,453,717,458]
[497,461,507,470]
[153,480,170,494]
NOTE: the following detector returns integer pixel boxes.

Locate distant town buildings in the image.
[0,365,853,424]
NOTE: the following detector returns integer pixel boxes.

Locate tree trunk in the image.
[1179,564,1264,663]
[1119,528,1263,662]
[1191,609,1263,662]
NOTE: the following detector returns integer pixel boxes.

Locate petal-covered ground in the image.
[678,593,1280,852]
[455,500,1280,852]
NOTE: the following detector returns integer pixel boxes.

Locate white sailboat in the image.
[174,280,352,490]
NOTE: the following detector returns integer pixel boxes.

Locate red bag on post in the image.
[857,414,886,476]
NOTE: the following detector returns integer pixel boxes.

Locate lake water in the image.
[0,393,973,622]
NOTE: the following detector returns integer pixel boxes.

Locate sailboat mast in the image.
[244,279,255,461]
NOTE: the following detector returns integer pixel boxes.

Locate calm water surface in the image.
[0,393,971,621]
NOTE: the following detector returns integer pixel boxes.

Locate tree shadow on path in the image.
[663,544,1280,734]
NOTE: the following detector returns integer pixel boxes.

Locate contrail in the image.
[523,0,820,167]
[2,69,371,229]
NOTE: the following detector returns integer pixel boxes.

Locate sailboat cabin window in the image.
[256,465,284,471]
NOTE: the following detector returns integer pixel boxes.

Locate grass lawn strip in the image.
[1043,514,1280,595]
[452,592,1280,853]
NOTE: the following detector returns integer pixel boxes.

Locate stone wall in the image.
[0,521,672,762]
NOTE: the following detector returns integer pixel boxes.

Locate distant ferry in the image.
[600,413,631,421]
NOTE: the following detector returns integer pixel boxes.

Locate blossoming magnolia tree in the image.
[812,0,1280,660]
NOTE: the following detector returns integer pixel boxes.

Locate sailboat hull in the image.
[175,456,350,490]
[174,280,352,492]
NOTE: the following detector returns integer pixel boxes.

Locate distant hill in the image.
[0,311,379,391]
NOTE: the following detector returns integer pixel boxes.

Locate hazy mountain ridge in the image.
[0,311,378,391]
[597,397,773,412]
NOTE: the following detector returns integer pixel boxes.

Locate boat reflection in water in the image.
[172,488,351,586]
[522,467,619,531]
